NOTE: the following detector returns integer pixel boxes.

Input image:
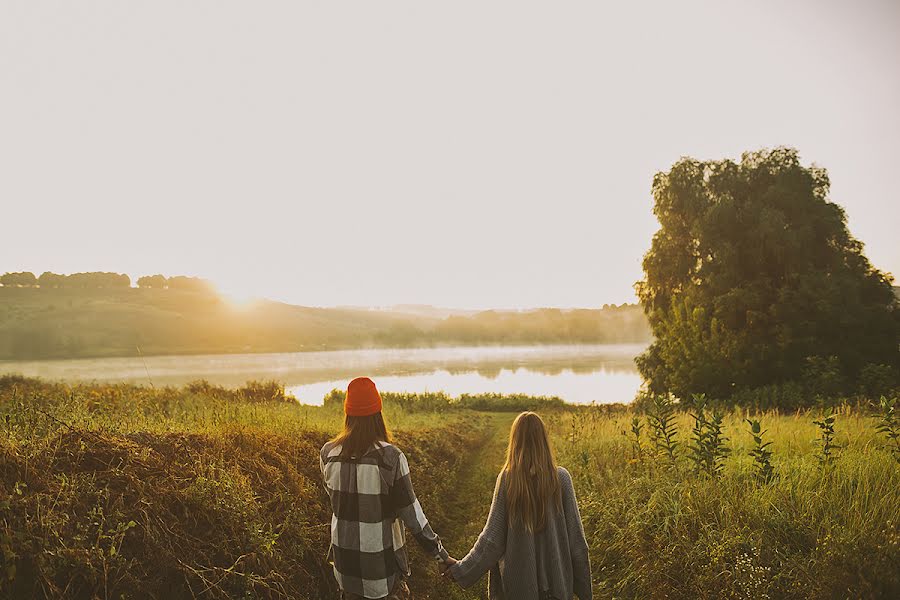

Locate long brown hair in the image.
[503,411,561,532]
[331,412,393,459]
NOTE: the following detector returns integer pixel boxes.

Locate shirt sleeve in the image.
[319,445,331,493]
[390,450,450,562]
[560,469,592,600]
[448,471,508,588]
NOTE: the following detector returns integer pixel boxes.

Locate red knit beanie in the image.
[345,377,383,416]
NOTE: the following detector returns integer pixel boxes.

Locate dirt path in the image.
[408,413,515,600]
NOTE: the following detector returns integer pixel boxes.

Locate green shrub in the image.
[802,356,848,399]
[859,363,899,398]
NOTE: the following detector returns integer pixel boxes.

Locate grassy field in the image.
[547,405,900,599]
[1,377,898,599]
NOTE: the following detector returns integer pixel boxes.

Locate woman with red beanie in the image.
[320,377,454,599]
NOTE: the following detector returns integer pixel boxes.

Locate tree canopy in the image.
[0,272,37,287]
[137,274,168,289]
[2,271,211,291]
[28,272,131,288]
[636,147,899,400]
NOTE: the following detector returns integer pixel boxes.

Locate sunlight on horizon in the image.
[216,281,264,309]
[2,1,898,309]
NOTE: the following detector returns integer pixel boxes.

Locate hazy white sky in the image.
[2,1,898,308]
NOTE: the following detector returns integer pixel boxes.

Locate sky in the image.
[2,1,898,309]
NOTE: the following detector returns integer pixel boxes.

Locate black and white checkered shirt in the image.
[320,440,449,599]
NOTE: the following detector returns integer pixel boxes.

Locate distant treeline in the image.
[375,305,650,346]
[135,274,215,292]
[0,282,651,360]
[0,271,213,292]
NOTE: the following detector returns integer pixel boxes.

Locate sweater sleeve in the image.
[390,450,450,562]
[560,468,592,600]
[449,471,508,588]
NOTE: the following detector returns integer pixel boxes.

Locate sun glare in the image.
[216,282,261,309]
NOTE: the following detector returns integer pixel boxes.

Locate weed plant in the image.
[746,418,775,483]
[813,406,840,469]
[875,396,900,464]
[688,395,731,478]
[647,394,679,467]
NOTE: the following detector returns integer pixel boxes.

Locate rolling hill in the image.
[0,287,650,360]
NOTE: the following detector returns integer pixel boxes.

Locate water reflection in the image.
[287,366,642,406]
[0,344,646,405]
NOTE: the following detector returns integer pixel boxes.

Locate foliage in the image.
[322,389,566,413]
[636,147,899,403]
[2,377,899,598]
[646,394,679,467]
[431,305,651,345]
[186,379,296,403]
[746,418,775,483]
[625,416,645,463]
[726,381,808,412]
[812,407,840,469]
[0,377,483,599]
[552,404,900,599]
[875,396,900,464]
[859,363,900,398]
[37,271,65,287]
[136,274,168,288]
[33,271,131,288]
[800,355,848,399]
[0,272,37,287]
[688,395,730,478]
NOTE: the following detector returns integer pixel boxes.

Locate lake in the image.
[0,344,647,405]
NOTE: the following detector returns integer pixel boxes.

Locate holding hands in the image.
[440,556,458,582]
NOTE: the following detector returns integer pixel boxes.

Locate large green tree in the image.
[636,147,899,399]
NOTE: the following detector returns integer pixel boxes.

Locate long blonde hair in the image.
[503,412,561,532]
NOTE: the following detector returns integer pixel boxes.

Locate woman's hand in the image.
[440,556,458,580]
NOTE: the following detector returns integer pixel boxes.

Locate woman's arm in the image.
[560,468,592,600]
[390,450,450,561]
[447,472,508,588]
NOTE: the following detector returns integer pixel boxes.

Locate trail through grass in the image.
[407,413,515,600]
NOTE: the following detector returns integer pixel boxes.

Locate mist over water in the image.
[0,344,646,405]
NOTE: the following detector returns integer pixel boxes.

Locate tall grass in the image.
[548,404,900,599]
[2,376,898,599]
[0,377,487,599]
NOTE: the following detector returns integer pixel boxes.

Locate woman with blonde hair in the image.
[445,411,592,600]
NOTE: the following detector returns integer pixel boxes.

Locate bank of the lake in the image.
[0,343,647,405]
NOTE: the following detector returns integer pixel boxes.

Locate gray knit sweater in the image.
[449,466,592,600]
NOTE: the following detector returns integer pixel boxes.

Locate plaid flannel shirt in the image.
[320,440,449,599]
